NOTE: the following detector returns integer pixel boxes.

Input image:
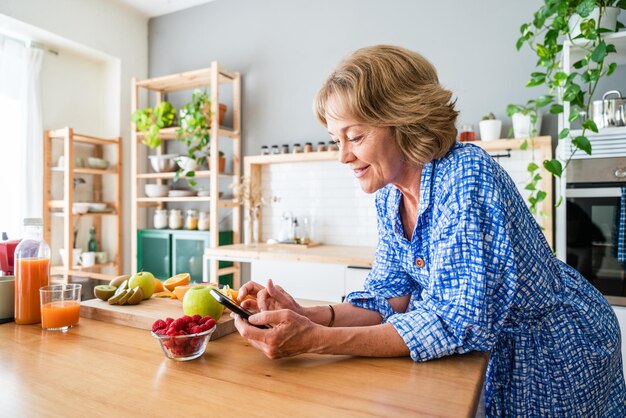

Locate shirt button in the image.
[415,258,425,268]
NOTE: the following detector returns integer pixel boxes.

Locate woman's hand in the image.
[238,279,303,315]
[232,309,321,359]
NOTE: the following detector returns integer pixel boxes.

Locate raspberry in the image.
[165,317,174,326]
[152,319,166,332]
[166,328,177,336]
[154,328,166,336]
[190,325,202,334]
[181,315,192,324]
[192,314,202,323]
[172,319,185,331]
[187,322,197,331]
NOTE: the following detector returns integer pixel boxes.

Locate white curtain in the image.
[0,36,44,239]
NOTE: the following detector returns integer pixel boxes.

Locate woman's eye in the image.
[348,136,363,143]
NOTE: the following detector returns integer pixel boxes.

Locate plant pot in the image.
[209,156,226,173]
[479,120,502,142]
[568,7,621,39]
[512,112,542,139]
[218,104,227,126]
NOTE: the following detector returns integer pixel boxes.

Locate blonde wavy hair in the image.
[314,45,458,163]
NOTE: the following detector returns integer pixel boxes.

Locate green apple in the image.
[128,271,156,300]
[182,285,224,320]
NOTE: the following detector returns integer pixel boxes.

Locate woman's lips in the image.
[353,165,370,178]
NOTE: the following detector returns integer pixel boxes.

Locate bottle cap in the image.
[23,218,43,226]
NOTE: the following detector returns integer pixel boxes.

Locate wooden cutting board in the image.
[80,297,236,340]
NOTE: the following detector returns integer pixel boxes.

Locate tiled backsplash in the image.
[259,148,538,247]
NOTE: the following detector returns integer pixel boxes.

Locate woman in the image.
[233,45,626,416]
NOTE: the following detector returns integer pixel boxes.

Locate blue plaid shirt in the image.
[346,143,626,417]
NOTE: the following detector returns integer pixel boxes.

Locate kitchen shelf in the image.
[246,151,340,165]
[569,126,626,137]
[50,166,118,175]
[136,126,238,140]
[131,61,242,286]
[136,170,234,180]
[44,127,122,282]
[50,266,114,282]
[565,30,626,67]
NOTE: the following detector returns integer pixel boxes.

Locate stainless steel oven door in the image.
[566,186,625,297]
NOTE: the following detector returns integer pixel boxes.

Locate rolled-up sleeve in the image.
[346,188,416,321]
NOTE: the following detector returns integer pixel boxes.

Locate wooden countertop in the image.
[204,244,375,267]
[0,319,488,417]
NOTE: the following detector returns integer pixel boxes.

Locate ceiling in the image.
[115,0,217,18]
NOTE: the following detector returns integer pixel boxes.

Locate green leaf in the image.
[563,84,581,102]
[606,44,617,54]
[607,62,618,76]
[536,44,550,59]
[525,183,537,191]
[533,173,542,182]
[527,162,539,172]
[520,139,529,151]
[569,111,579,123]
[543,159,563,177]
[590,41,607,63]
[553,71,567,81]
[535,95,553,108]
[550,104,564,114]
[506,104,522,117]
[575,0,595,18]
[582,119,599,133]
[536,191,547,203]
[559,128,570,139]
[516,38,525,51]
[572,135,592,155]
[555,196,563,208]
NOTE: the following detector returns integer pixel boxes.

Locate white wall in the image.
[0,0,149,273]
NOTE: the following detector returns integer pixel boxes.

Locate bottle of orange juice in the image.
[14,218,50,325]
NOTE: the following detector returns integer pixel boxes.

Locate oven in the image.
[565,157,626,300]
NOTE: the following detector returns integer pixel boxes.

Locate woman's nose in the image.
[339,143,354,164]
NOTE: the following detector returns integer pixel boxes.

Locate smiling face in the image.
[326,97,408,194]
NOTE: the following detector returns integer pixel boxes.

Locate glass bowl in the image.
[151,324,216,361]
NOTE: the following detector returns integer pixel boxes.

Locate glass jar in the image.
[328,141,339,151]
[292,143,302,153]
[317,141,327,152]
[261,145,269,155]
[154,209,168,229]
[280,144,290,154]
[14,218,50,325]
[459,124,476,142]
[168,209,183,230]
[271,145,280,155]
[303,142,313,153]
[198,211,210,231]
[185,209,198,230]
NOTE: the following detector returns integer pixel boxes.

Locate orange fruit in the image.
[153,278,164,293]
[152,291,176,299]
[163,273,190,291]
[173,284,204,301]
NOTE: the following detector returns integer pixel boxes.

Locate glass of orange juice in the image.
[39,284,82,331]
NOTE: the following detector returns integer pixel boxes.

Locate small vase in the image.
[245,208,260,245]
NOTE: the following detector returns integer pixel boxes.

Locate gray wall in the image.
[149,0,552,154]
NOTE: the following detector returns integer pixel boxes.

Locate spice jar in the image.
[304,142,313,153]
[168,209,183,230]
[154,209,168,229]
[328,140,339,151]
[198,211,210,231]
[185,209,198,230]
[292,143,302,153]
[261,145,269,155]
[271,145,280,155]
[459,124,476,142]
[281,144,290,154]
[317,141,327,152]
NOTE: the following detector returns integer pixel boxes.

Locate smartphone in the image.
[209,288,271,329]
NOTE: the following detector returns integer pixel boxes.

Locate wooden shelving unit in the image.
[43,127,122,282]
[131,62,241,285]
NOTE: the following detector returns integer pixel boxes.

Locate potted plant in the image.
[506,101,543,140]
[209,150,226,173]
[176,90,227,185]
[132,101,176,148]
[513,0,625,209]
[479,112,503,141]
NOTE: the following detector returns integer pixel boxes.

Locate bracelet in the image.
[327,304,335,327]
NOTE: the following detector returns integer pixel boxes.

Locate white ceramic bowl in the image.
[145,184,170,198]
[148,154,178,173]
[87,157,109,170]
[0,276,14,320]
[88,202,107,211]
[72,202,90,214]
[175,156,198,172]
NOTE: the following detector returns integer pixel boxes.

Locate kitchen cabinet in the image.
[131,63,242,286]
[138,229,233,284]
[43,127,122,282]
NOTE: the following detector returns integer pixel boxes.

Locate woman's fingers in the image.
[240,298,258,311]
[237,280,265,301]
[232,313,268,342]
